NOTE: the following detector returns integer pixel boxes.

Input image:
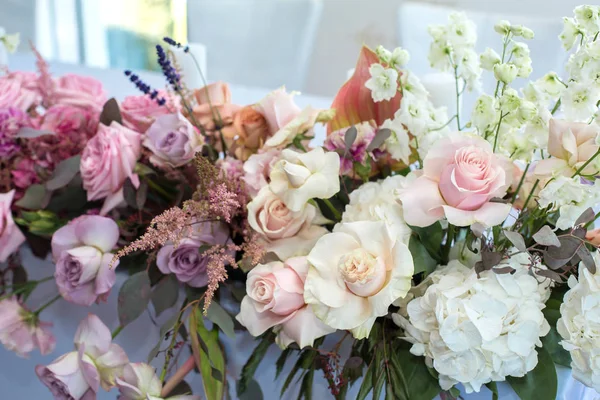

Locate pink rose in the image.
[157,222,230,287]
[247,186,328,259]
[0,107,30,158]
[0,72,42,111]
[236,257,335,348]
[53,74,107,111]
[143,113,204,167]
[36,314,129,398]
[535,119,600,177]
[0,190,26,262]
[51,215,120,306]
[398,134,512,227]
[80,121,141,215]
[242,148,281,197]
[255,87,302,135]
[0,297,55,357]
[121,92,176,133]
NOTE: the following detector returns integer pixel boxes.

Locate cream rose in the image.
[398,133,512,227]
[236,257,335,348]
[247,186,328,259]
[304,221,414,339]
[269,147,340,212]
[535,119,600,177]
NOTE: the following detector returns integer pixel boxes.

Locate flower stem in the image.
[522,179,540,211]
[443,225,457,264]
[161,355,196,397]
[34,294,61,316]
[572,148,600,178]
[453,65,461,131]
[550,98,562,115]
[111,325,124,340]
[146,179,172,200]
[511,163,530,204]
[160,299,189,383]
[492,111,508,153]
[322,198,342,221]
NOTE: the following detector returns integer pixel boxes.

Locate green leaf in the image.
[191,309,225,400]
[118,271,151,327]
[409,235,437,276]
[15,184,49,210]
[297,368,314,400]
[507,346,557,400]
[45,155,81,191]
[150,275,179,317]
[239,379,263,400]
[136,180,148,210]
[206,301,236,339]
[408,222,443,262]
[542,308,571,367]
[147,312,179,362]
[282,349,317,396]
[275,348,292,379]
[486,381,498,400]
[123,178,138,209]
[356,359,374,400]
[238,332,274,396]
[372,352,385,400]
[390,342,440,400]
[170,380,193,396]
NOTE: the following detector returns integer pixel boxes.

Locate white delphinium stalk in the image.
[573,5,600,36]
[480,48,501,71]
[393,258,550,393]
[562,82,600,121]
[365,64,399,102]
[471,94,498,134]
[380,118,411,165]
[560,17,583,51]
[558,258,600,393]
[538,176,600,230]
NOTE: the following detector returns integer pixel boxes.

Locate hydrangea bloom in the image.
[558,260,600,392]
[393,258,550,393]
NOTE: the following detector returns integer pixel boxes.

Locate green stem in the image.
[430,114,457,132]
[453,66,461,131]
[551,98,562,115]
[522,179,540,211]
[443,225,457,263]
[322,198,342,222]
[572,148,600,177]
[146,179,173,200]
[34,294,61,316]
[111,325,124,340]
[585,211,600,229]
[160,298,189,383]
[494,33,511,98]
[492,110,508,152]
[511,163,530,203]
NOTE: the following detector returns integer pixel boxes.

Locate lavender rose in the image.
[157,222,229,287]
[143,113,204,168]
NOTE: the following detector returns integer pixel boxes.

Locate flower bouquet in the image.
[3,5,600,399]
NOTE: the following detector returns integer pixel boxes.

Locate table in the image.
[1,54,597,400]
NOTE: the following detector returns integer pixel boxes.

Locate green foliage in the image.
[507,346,558,400]
[408,222,444,262]
[150,275,179,317]
[206,301,236,339]
[238,331,274,396]
[118,271,151,327]
[190,308,225,400]
[409,235,438,277]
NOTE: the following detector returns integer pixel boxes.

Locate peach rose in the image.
[236,257,335,349]
[398,133,512,227]
[233,106,269,150]
[535,119,600,177]
[247,186,328,259]
[189,82,240,145]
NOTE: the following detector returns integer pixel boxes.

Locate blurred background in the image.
[0,0,589,96]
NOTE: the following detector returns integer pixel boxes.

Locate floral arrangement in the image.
[3,5,600,399]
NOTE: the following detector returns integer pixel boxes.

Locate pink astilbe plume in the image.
[203,243,239,313]
[30,41,55,106]
[208,183,240,223]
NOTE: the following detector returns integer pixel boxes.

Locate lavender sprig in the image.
[124,70,166,106]
[156,44,181,91]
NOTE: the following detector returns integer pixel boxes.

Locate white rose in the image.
[269,147,340,212]
[247,186,328,259]
[304,221,414,339]
[342,175,412,242]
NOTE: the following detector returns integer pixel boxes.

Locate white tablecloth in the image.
[1,54,598,400]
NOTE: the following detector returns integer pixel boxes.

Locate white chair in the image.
[398,2,566,112]
[186,0,323,92]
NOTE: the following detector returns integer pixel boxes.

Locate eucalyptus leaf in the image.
[507,346,557,400]
[536,268,565,283]
[503,230,526,251]
[15,184,49,210]
[481,251,503,270]
[206,301,236,339]
[533,226,561,247]
[118,271,151,327]
[366,128,391,152]
[575,207,595,227]
[344,126,358,150]
[492,266,515,274]
[99,98,123,126]
[45,155,82,191]
[547,236,581,260]
[15,127,55,138]
[150,275,179,317]
[577,245,596,274]
[123,178,138,209]
[471,222,485,238]
[136,181,148,210]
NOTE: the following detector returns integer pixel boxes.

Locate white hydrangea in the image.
[341,174,412,242]
[393,259,550,393]
[558,258,600,393]
[538,177,600,230]
[365,63,398,102]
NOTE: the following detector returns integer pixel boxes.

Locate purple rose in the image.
[156,222,229,287]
